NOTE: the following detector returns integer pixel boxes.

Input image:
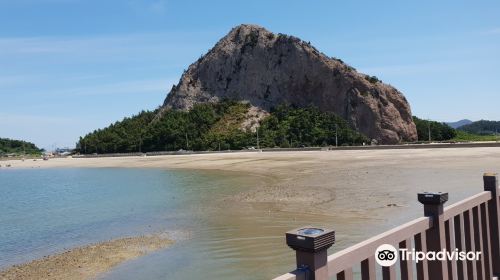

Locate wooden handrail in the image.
[273,173,500,280]
[443,191,492,220]
[327,216,433,275]
[272,270,305,280]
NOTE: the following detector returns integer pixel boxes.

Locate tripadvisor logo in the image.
[375,244,482,267]
[375,244,398,267]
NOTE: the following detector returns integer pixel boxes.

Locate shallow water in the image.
[0,168,375,279]
[0,165,487,279]
[0,169,248,266]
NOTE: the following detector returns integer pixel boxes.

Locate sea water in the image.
[0,168,195,266]
[1,168,325,279]
[0,167,433,279]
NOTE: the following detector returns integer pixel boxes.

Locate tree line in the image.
[457,120,500,135]
[412,117,457,141]
[0,138,43,156]
[77,106,500,154]
[76,101,369,154]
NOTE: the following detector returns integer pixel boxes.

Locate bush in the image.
[365,75,380,84]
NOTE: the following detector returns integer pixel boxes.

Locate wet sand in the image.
[0,234,171,280]
[3,148,500,279]
[6,148,500,211]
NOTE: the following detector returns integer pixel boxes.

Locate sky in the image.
[1,0,499,149]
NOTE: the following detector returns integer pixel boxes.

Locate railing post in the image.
[285,227,335,280]
[418,192,449,279]
[484,173,500,277]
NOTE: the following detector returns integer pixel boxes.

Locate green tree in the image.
[0,138,43,156]
[412,117,456,141]
[76,102,369,154]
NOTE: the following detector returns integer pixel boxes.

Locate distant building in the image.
[54,147,74,156]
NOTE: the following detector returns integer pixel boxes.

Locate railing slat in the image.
[443,191,492,221]
[464,210,478,280]
[480,202,493,279]
[454,213,468,280]
[415,232,429,280]
[382,265,396,280]
[473,206,486,280]
[445,219,458,280]
[327,217,432,275]
[337,268,353,280]
[361,257,376,280]
[399,239,413,280]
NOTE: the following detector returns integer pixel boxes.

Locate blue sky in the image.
[1,0,499,149]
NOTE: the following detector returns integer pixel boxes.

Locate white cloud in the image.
[0,75,37,86]
[48,78,176,97]
[0,31,211,59]
[0,74,177,98]
[0,34,158,55]
[483,28,500,35]
[0,114,76,125]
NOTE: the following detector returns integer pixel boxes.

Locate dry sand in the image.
[3,147,500,279]
[0,234,171,280]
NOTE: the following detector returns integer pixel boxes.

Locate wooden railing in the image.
[273,173,500,280]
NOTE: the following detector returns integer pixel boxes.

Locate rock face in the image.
[160,24,417,144]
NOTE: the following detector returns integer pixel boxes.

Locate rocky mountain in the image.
[446,119,473,129]
[160,24,417,144]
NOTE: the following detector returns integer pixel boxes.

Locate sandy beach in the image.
[2,147,500,279]
[0,234,171,280]
[5,147,500,210]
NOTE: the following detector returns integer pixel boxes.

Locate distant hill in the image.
[0,138,43,156]
[446,119,473,129]
[458,120,500,135]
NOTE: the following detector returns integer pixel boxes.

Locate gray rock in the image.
[160,24,417,144]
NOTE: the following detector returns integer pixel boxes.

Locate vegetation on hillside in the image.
[458,120,500,135]
[445,119,472,129]
[412,117,456,141]
[0,138,43,156]
[413,117,500,142]
[452,130,499,142]
[259,105,368,148]
[76,101,369,154]
[364,75,380,84]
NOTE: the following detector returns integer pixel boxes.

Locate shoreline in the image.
[3,147,500,278]
[0,234,172,280]
[4,147,500,202]
[4,147,500,217]
[3,146,500,174]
